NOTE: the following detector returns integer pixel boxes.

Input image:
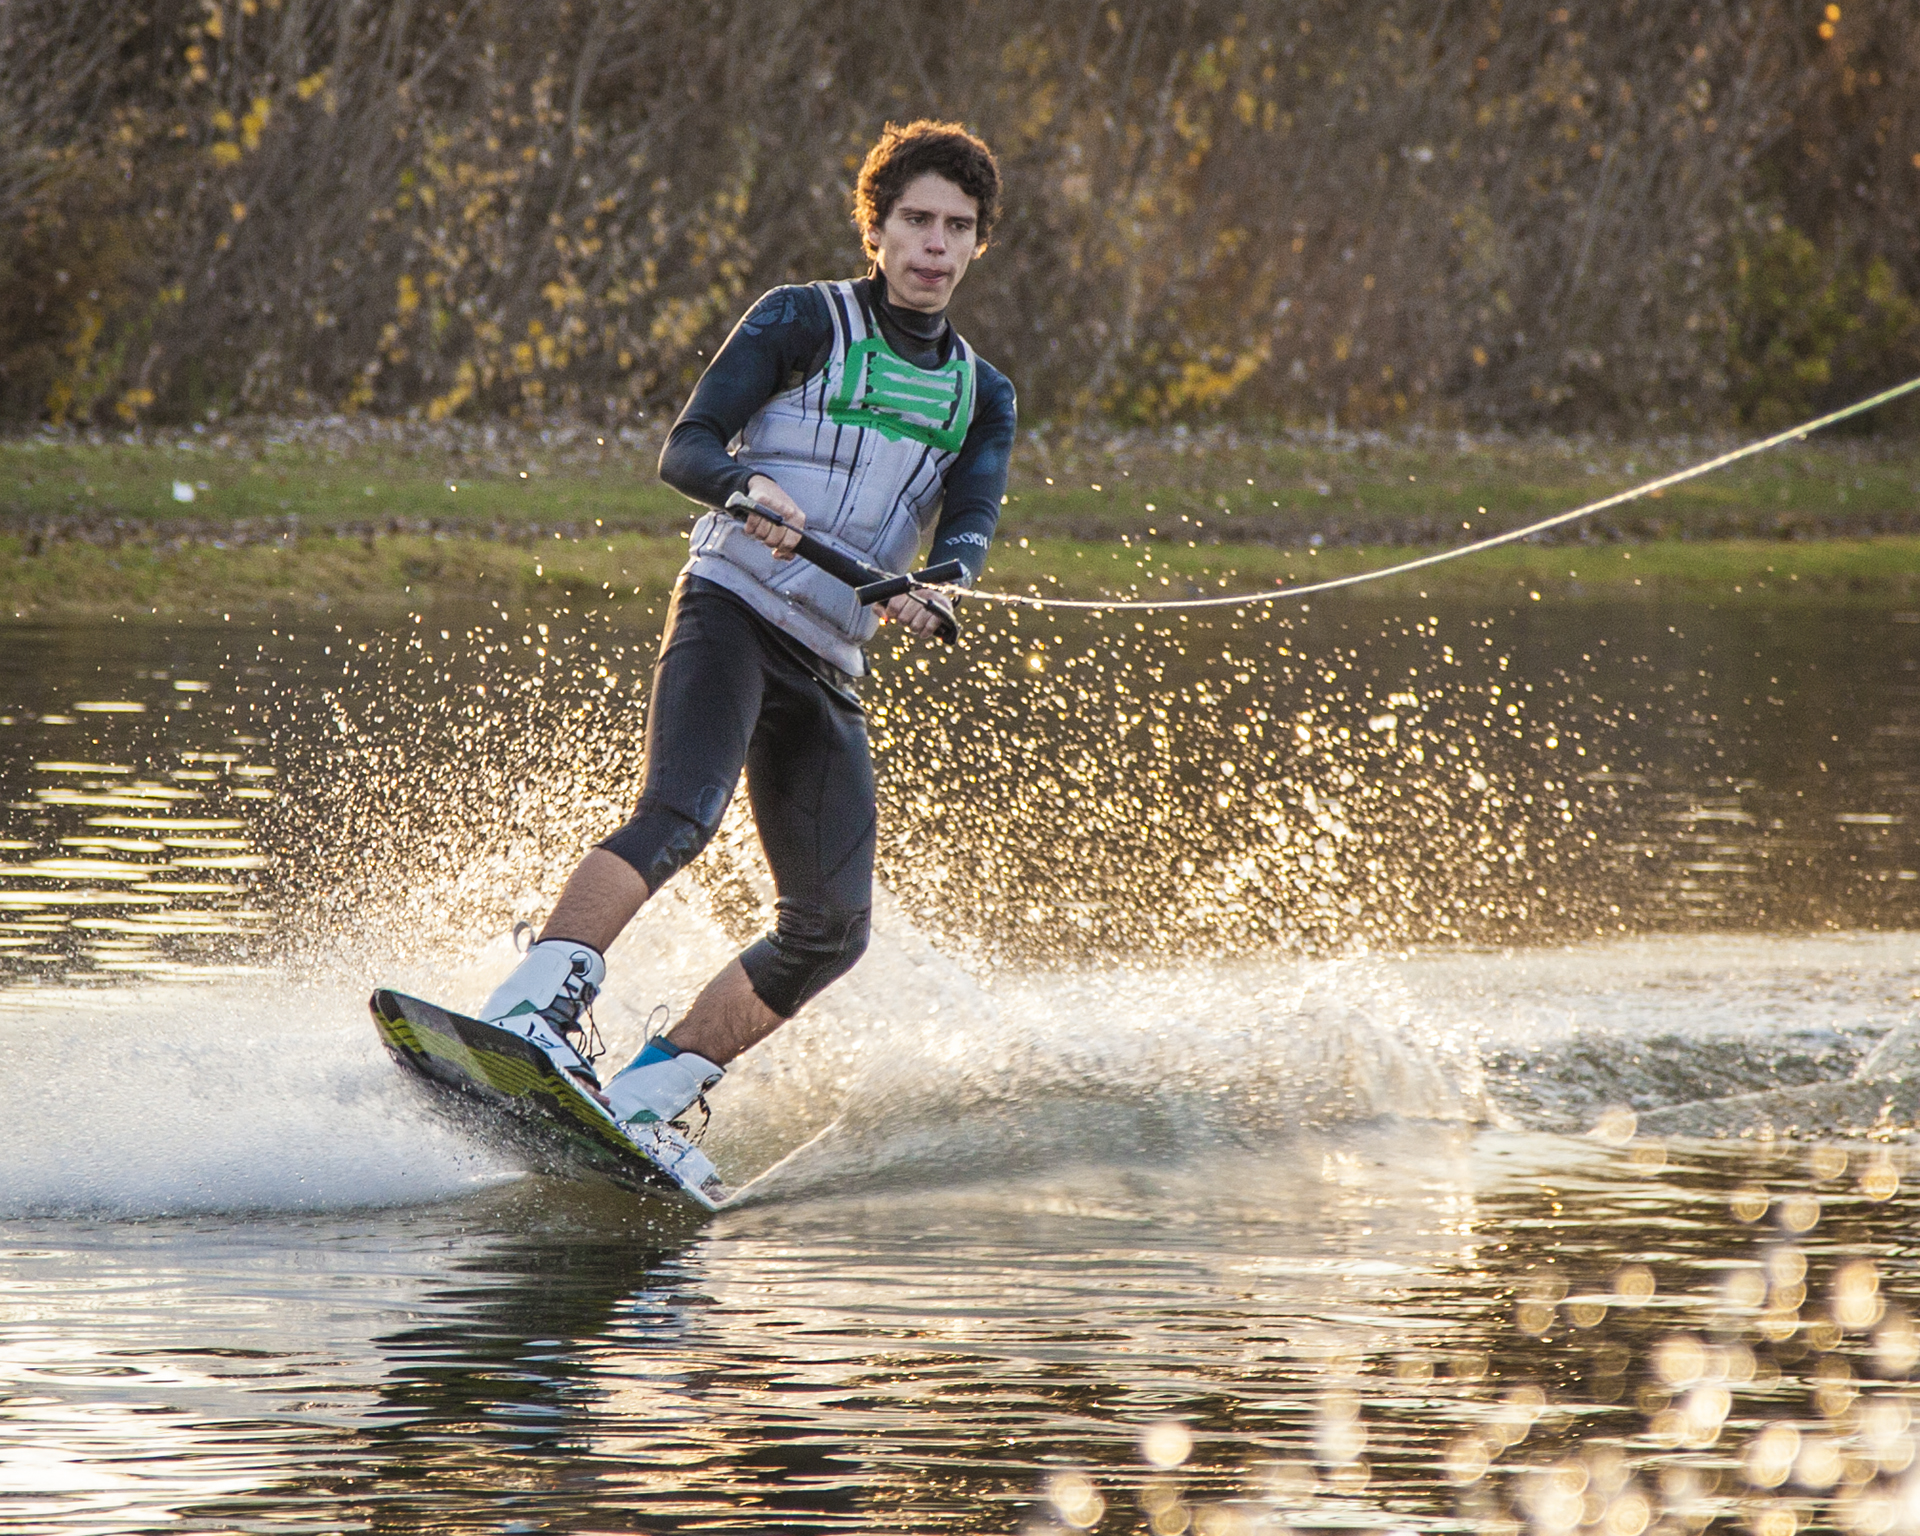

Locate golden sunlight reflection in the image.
[0,596,1917,1532]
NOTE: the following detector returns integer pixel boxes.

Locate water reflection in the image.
[3,598,1916,988]
[1,597,1918,1533]
[0,629,275,985]
[9,1133,1920,1533]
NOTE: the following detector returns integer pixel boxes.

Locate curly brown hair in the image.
[853,120,1002,255]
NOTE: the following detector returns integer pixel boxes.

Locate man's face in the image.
[867,172,981,313]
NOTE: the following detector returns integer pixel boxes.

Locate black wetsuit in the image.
[597,276,1015,1016]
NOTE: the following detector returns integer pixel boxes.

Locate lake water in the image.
[2,593,1918,1535]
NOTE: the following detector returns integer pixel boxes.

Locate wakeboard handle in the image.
[725,491,962,642]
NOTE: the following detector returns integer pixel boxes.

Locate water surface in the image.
[2,595,1917,1533]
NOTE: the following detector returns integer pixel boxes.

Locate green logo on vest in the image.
[828,337,975,454]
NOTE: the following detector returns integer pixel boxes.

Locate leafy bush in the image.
[1727,224,1920,429]
[1,0,1916,430]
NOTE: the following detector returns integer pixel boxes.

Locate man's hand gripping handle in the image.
[724,492,961,643]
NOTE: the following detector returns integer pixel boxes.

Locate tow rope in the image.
[953,373,1920,613]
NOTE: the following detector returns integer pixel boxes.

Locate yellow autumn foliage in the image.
[1,0,1915,429]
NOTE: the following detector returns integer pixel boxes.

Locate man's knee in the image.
[596,782,732,892]
[738,901,871,1018]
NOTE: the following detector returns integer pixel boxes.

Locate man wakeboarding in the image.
[471,120,1016,1141]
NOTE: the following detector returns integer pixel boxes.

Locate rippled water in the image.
[1,596,1917,1534]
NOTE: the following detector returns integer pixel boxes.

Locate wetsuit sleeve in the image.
[658,286,834,510]
[928,361,1016,585]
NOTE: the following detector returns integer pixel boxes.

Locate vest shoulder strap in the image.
[817,280,863,356]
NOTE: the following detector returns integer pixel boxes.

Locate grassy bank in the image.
[0,528,692,619]
[5,526,1918,621]
[3,419,1916,618]
[994,534,1920,607]
[6,417,1919,543]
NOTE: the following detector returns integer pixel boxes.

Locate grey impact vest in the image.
[683,280,978,676]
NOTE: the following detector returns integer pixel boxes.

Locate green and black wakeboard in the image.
[369,989,730,1210]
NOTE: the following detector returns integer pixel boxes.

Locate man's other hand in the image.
[881,589,954,638]
[744,475,805,559]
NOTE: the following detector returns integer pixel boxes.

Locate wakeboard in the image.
[369,989,731,1211]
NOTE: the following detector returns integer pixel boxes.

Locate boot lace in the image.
[539,956,604,1071]
[673,1095,713,1145]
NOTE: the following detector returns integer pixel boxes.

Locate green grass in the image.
[1003,426,1920,538]
[5,528,1917,621]
[4,418,1916,540]
[0,530,694,619]
[0,424,689,530]
[2,419,1917,618]
[992,534,1920,606]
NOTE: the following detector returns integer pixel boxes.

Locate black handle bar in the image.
[725,492,961,643]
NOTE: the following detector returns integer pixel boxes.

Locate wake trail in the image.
[11,883,1897,1220]
[0,978,515,1219]
[0,881,1486,1219]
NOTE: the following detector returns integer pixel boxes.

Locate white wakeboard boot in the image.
[604,1038,725,1128]
[478,938,607,1093]
[603,1038,730,1205]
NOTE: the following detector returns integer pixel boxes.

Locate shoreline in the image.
[7,415,1918,538]
[5,528,1918,621]
[6,419,1916,618]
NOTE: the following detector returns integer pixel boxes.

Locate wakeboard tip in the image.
[369,986,732,1211]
